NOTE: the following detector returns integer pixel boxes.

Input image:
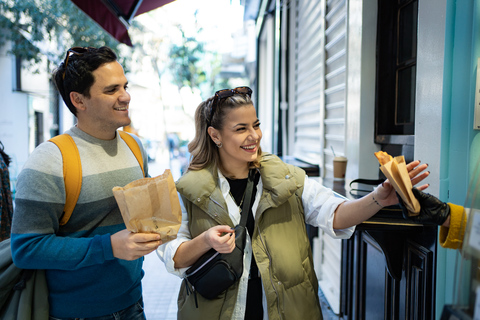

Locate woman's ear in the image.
[207,126,221,145]
[70,92,85,111]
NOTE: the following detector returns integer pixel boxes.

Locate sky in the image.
[137,0,245,54]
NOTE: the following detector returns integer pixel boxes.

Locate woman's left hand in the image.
[374,160,430,207]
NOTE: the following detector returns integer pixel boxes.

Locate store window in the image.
[375,0,418,152]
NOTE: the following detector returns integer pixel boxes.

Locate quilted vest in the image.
[175,154,323,320]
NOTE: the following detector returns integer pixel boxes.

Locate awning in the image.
[71,0,176,46]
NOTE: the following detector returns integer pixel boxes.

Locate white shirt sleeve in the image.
[156,193,191,278]
[302,175,355,239]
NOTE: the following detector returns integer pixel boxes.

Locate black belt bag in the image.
[184,169,255,302]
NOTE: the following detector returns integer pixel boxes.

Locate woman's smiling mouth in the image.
[241,144,257,151]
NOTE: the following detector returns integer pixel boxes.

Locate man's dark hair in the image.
[52,46,118,116]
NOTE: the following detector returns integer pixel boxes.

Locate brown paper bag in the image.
[112,169,182,243]
[378,155,420,216]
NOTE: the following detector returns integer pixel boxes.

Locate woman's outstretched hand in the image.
[374,160,430,208]
[333,160,430,229]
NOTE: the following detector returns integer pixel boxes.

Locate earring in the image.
[216,142,223,148]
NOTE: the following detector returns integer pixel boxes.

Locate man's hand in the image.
[111,229,162,261]
[398,188,450,225]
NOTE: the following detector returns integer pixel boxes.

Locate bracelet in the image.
[372,194,383,208]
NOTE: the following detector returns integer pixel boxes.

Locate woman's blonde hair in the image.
[187,92,262,174]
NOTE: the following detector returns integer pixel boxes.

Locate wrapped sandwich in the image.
[112,169,182,243]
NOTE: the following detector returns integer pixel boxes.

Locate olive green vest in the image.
[176,154,323,320]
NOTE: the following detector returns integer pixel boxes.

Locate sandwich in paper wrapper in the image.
[374,151,420,216]
[112,169,182,242]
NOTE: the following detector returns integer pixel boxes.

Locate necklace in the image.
[226,176,248,213]
[230,189,246,212]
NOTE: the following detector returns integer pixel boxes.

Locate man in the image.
[10,46,160,319]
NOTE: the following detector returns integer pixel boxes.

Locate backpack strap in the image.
[49,134,82,226]
[118,131,145,177]
[49,131,144,226]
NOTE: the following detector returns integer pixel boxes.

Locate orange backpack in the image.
[49,131,144,225]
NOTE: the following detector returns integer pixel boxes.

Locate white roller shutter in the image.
[292,0,325,165]
[323,0,347,178]
[292,0,347,179]
[291,0,348,316]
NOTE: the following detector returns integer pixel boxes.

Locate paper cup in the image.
[333,156,348,179]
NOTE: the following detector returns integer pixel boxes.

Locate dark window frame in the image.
[375,0,418,147]
[14,56,22,91]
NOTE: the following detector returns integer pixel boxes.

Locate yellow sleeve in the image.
[439,203,467,250]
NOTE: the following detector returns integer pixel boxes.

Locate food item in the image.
[112,169,182,242]
[374,151,393,166]
[374,151,421,215]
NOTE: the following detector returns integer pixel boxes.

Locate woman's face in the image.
[210,104,262,175]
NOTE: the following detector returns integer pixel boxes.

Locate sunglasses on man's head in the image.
[208,86,253,125]
[62,47,93,80]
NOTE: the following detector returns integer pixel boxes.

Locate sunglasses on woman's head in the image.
[61,47,93,80]
[208,86,253,125]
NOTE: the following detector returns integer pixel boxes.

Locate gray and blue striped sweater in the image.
[11,126,149,318]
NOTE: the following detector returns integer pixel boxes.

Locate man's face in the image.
[77,61,131,139]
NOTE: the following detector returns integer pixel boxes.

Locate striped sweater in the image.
[11,127,149,318]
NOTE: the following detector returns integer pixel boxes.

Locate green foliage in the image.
[0,0,239,95]
[168,28,207,91]
[0,0,128,71]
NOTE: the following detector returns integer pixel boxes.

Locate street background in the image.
[141,149,183,320]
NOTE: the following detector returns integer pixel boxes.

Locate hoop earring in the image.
[216,142,223,148]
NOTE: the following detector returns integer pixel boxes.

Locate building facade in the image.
[243,0,479,318]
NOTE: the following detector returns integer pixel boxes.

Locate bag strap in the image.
[349,178,384,198]
[239,169,256,228]
[118,130,145,177]
[49,134,82,226]
[349,178,384,187]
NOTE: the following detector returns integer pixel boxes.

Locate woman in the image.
[157,87,429,320]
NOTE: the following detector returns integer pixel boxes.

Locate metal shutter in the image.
[323,0,347,178]
[292,0,325,165]
[293,0,348,315]
[292,0,347,178]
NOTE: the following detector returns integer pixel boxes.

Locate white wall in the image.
[345,0,380,180]
[415,0,447,196]
[0,42,68,191]
[257,16,275,154]
[0,43,29,188]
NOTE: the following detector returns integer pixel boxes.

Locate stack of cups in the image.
[333,156,348,180]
